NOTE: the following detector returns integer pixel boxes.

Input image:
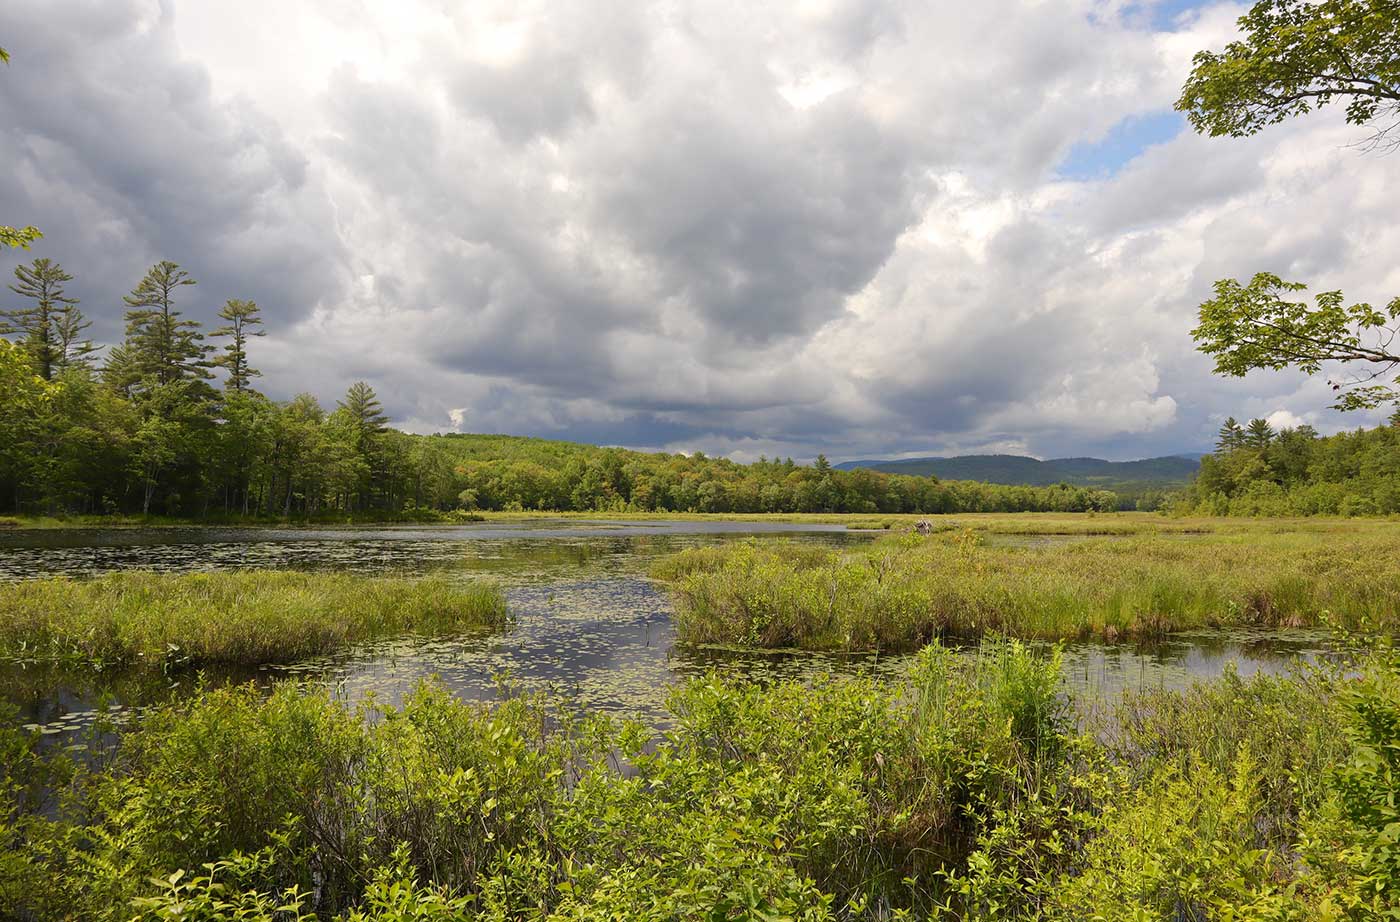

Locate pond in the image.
[0,521,1334,736]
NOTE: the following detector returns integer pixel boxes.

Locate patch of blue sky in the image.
[1119,0,1224,31]
[1055,110,1185,180]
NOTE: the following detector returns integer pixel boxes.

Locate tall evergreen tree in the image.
[52,302,99,372]
[3,258,78,380]
[101,343,141,397]
[339,381,389,446]
[212,299,264,393]
[1216,417,1246,452]
[336,381,389,511]
[116,261,212,394]
[1245,417,1276,450]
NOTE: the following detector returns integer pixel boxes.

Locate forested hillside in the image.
[838,453,1199,487]
[0,258,1124,518]
[1173,415,1400,516]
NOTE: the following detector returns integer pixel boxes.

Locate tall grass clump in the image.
[655,528,1400,649]
[0,570,507,670]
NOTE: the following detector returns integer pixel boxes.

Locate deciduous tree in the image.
[1193,273,1400,409]
[1178,0,1400,151]
[1182,1,1400,409]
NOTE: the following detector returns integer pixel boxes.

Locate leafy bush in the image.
[5,641,1391,920]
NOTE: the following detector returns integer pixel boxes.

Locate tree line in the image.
[0,258,403,517]
[1173,412,1400,516]
[0,256,1126,519]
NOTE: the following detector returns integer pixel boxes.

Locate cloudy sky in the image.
[2,0,1396,462]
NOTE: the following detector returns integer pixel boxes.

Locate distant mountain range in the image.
[834,453,1201,489]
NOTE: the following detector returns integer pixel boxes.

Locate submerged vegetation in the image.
[654,525,1400,649]
[0,571,507,670]
[3,639,1395,920]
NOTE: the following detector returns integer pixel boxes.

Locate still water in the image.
[0,521,1333,734]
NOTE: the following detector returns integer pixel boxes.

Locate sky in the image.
[2,0,1397,463]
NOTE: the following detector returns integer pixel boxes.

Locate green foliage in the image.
[0,570,507,670]
[0,223,41,250]
[1178,413,1400,515]
[114,261,214,397]
[1332,649,1400,915]
[0,362,1132,517]
[3,258,94,381]
[0,257,1142,518]
[1182,4,1400,416]
[1111,664,1348,847]
[845,453,1195,507]
[1193,272,1400,410]
[8,643,1387,920]
[212,299,265,393]
[1178,0,1400,147]
[656,527,1400,647]
[1046,751,1303,919]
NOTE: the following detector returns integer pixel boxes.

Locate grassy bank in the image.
[653,527,1400,649]
[3,640,1392,919]
[0,571,507,669]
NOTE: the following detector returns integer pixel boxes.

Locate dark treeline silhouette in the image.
[0,258,1124,519]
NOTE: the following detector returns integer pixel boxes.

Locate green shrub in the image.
[1110,664,1349,846]
[1331,648,1400,917]
[6,641,1389,921]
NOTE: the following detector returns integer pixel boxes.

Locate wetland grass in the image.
[653,525,1400,649]
[0,570,507,669]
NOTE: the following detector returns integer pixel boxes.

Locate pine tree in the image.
[1216,416,1245,453]
[1245,418,1276,451]
[117,261,212,394]
[3,258,78,380]
[52,302,99,372]
[212,299,264,393]
[101,343,141,396]
[337,381,389,511]
[339,381,389,446]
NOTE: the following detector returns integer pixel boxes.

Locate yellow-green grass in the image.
[0,570,507,669]
[652,527,1400,650]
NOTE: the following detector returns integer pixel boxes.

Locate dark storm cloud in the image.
[0,0,346,341]
[3,0,1396,461]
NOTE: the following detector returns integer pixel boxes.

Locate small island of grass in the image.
[0,570,508,670]
[652,524,1400,650]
